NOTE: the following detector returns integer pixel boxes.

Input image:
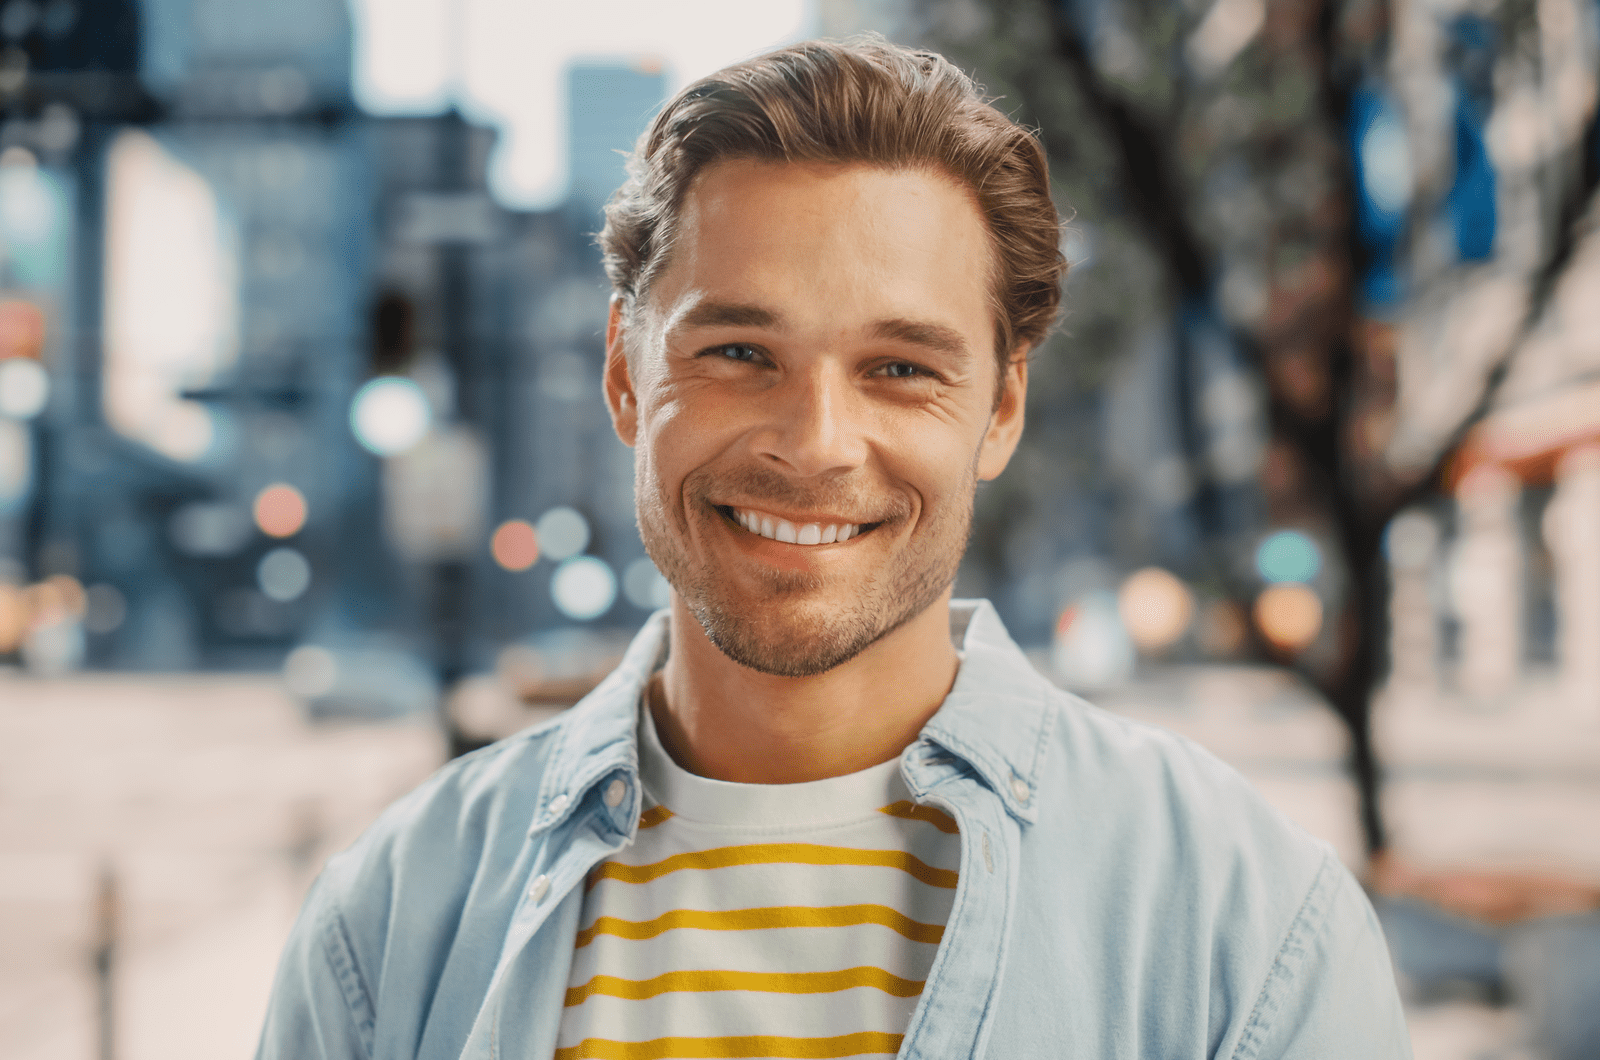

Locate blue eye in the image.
[883,363,922,378]
[712,344,761,362]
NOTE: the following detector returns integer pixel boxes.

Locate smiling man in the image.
[259,37,1409,1060]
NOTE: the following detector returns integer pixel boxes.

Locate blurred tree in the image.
[913,0,1600,852]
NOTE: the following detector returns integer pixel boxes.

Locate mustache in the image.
[688,464,910,524]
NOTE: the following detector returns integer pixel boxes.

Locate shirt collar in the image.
[919,599,1053,825]
[532,598,1053,836]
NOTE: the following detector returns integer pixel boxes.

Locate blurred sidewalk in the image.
[6,662,1595,1060]
[0,671,443,1060]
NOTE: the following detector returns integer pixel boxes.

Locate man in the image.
[259,37,1409,1059]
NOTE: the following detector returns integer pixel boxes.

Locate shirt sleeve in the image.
[255,877,376,1060]
[1231,849,1413,1060]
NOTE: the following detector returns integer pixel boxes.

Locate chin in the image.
[689,576,939,678]
[696,600,879,677]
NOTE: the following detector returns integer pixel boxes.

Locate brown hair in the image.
[599,35,1065,367]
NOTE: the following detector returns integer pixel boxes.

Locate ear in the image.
[604,297,639,448]
[977,350,1028,481]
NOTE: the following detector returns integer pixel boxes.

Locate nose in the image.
[751,362,870,478]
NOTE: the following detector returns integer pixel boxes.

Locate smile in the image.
[718,505,876,546]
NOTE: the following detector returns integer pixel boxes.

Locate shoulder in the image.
[1031,682,1332,891]
[999,686,1406,1054]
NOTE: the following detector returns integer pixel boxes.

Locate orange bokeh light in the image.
[1253,583,1323,653]
[0,583,26,651]
[0,299,45,360]
[254,484,308,538]
[1117,567,1194,654]
[491,519,540,571]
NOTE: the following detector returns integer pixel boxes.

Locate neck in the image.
[649,592,960,784]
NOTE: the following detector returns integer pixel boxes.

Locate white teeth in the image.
[732,508,860,545]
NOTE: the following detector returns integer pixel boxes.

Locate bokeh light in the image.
[0,357,48,419]
[491,518,540,570]
[0,298,46,359]
[1052,590,1135,690]
[1253,583,1323,652]
[258,547,311,602]
[253,483,307,538]
[623,556,672,610]
[28,574,85,624]
[536,505,590,561]
[350,376,431,456]
[1117,567,1194,654]
[283,644,338,697]
[0,581,26,651]
[551,555,616,620]
[1255,529,1321,584]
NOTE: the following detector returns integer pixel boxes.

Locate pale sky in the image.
[349,0,817,209]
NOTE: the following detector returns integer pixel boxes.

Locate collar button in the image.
[1009,776,1030,803]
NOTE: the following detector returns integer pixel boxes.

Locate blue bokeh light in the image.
[1255,530,1321,584]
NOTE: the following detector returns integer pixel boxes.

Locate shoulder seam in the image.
[318,899,378,1060]
[1229,847,1339,1060]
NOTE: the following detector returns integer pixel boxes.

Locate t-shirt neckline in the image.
[638,699,905,829]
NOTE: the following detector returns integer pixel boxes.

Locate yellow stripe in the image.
[553,1032,903,1059]
[638,805,674,830]
[588,843,957,889]
[575,903,945,948]
[565,966,924,1006]
[877,800,958,834]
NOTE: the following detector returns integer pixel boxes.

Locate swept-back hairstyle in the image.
[599,35,1066,366]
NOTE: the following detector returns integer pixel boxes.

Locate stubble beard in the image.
[636,459,974,678]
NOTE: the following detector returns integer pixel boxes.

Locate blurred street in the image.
[5,661,1598,1059]
[0,671,443,1060]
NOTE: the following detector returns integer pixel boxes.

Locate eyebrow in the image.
[678,300,784,330]
[869,318,970,360]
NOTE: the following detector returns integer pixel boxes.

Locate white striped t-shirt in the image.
[553,704,962,1060]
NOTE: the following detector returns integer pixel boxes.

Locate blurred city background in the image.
[0,0,1597,1057]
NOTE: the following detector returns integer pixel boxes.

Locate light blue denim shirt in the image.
[258,601,1410,1059]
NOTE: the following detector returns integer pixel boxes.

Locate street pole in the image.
[92,861,118,1060]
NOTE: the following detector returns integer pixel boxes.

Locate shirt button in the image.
[603,778,627,808]
[547,793,570,818]
[528,874,550,903]
[1010,776,1031,803]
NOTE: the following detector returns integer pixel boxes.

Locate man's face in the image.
[606,160,1026,676]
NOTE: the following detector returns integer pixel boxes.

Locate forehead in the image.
[643,160,995,349]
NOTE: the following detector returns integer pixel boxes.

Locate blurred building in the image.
[0,1,665,682]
